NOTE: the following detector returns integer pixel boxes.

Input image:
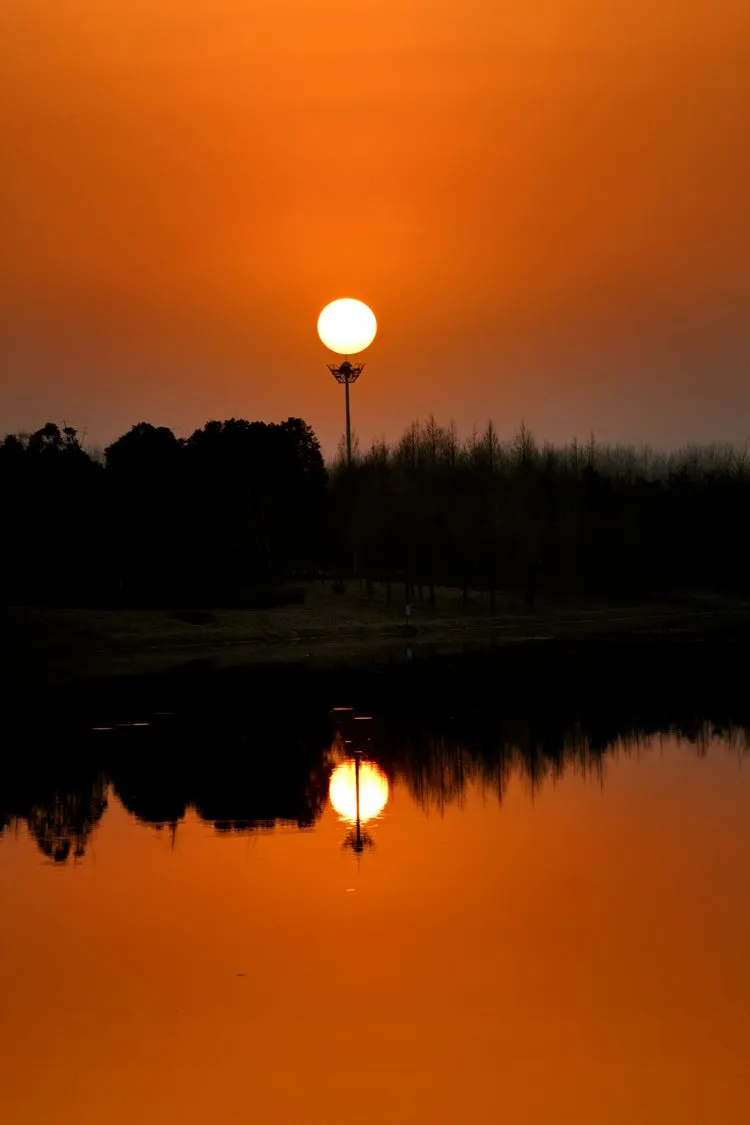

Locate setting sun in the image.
[317,299,377,356]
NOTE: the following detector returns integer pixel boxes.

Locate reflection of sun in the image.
[329,761,389,823]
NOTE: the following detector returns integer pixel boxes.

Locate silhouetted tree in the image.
[329,420,750,601]
[0,423,103,600]
[105,422,183,590]
[0,414,326,604]
[183,416,326,588]
[2,412,749,606]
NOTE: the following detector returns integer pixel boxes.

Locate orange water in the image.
[1,736,748,1124]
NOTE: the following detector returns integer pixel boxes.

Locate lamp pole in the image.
[328,359,365,468]
[344,377,352,466]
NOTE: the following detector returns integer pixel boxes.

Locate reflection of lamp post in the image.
[344,752,373,855]
[329,745,389,858]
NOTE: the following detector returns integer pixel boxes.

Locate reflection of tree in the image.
[190,750,330,831]
[361,643,750,814]
[27,781,108,862]
[0,739,331,861]
[391,728,600,814]
[391,733,473,814]
[3,642,750,861]
[110,721,334,835]
[111,758,330,835]
[1,665,336,860]
[114,763,188,828]
[0,772,108,863]
[373,716,750,817]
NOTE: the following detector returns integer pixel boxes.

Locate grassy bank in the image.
[3,583,750,693]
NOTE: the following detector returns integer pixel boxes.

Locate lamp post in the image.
[328,358,365,468]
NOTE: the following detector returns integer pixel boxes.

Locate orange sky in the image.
[1,1,749,453]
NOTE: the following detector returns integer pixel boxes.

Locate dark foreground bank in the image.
[2,585,750,697]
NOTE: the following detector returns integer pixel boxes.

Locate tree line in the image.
[330,419,750,602]
[0,418,327,603]
[1,415,749,604]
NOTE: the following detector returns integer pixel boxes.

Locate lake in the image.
[1,642,749,1124]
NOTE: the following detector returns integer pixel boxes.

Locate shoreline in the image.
[3,586,750,694]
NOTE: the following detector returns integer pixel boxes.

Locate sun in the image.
[317,298,377,356]
[328,760,389,823]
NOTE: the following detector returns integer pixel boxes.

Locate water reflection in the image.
[0,765,108,864]
[3,719,747,865]
[329,758,389,824]
[329,751,389,855]
[2,645,750,863]
[3,651,750,1125]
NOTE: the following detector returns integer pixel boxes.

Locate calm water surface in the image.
[1,650,749,1124]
